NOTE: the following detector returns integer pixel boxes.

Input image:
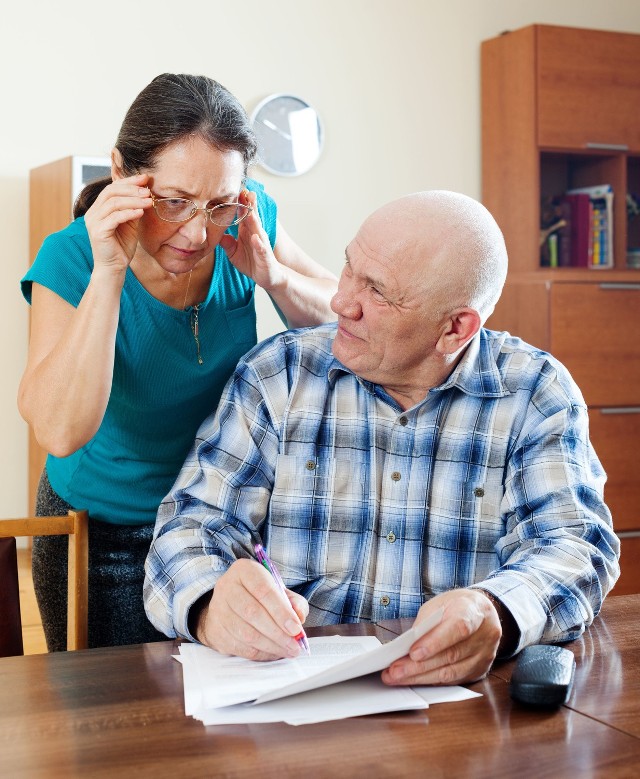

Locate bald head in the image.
[361,190,508,322]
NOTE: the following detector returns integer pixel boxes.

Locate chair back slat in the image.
[0,510,88,656]
[0,516,75,538]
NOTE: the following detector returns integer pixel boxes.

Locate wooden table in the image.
[1,596,638,778]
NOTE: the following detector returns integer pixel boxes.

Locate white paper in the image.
[181,634,383,710]
[179,607,443,710]
[256,607,444,704]
[411,685,483,705]
[193,675,429,726]
[177,608,482,725]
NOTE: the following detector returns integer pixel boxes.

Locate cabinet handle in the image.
[585,142,629,151]
[598,283,640,291]
[599,407,640,415]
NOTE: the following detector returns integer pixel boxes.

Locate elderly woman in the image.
[19,73,337,650]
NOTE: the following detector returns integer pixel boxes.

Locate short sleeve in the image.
[21,218,93,307]
[242,178,278,248]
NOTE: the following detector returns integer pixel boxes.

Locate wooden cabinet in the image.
[28,156,110,514]
[536,26,640,150]
[482,25,640,594]
[549,283,640,407]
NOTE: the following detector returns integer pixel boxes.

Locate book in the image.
[566,184,614,268]
[564,192,592,267]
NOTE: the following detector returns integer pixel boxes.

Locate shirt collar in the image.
[433,329,510,398]
[327,328,509,399]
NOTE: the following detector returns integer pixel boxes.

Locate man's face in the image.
[330,219,441,399]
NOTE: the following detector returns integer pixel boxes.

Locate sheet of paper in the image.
[411,685,483,705]
[179,607,443,710]
[177,611,482,726]
[180,634,383,710]
[192,675,429,726]
[176,648,480,721]
[256,607,444,704]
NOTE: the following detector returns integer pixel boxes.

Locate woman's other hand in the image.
[219,189,285,292]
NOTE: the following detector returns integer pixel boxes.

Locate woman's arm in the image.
[18,272,124,457]
[18,174,151,457]
[269,221,338,328]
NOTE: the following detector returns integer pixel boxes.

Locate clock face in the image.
[250,94,323,176]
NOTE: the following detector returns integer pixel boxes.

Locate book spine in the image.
[565,193,591,267]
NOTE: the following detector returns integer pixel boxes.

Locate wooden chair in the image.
[0,510,89,656]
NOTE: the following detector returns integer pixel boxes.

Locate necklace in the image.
[182,269,193,310]
[184,269,203,364]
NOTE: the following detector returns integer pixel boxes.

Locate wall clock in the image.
[250,94,324,176]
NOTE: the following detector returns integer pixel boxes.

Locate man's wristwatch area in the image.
[476,588,520,658]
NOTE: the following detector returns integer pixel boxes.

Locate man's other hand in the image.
[381,589,502,686]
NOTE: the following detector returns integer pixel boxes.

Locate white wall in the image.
[3,0,640,516]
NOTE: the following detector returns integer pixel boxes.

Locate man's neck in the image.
[383,351,467,411]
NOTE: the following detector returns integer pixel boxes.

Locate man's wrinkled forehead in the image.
[344,234,399,292]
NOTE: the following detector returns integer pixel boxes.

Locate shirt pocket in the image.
[425,475,505,590]
[266,454,366,582]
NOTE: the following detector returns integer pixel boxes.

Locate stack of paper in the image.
[176,611,482,726]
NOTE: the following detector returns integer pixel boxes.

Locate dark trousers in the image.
[32,470,166,651]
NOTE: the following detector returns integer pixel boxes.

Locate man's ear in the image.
[436,308,481,356]
[111,148,124,181]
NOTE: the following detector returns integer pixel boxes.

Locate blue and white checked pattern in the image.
[144,323,619,652]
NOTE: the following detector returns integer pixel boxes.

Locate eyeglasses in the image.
[150,192,253,227]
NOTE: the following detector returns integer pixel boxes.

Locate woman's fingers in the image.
[85,174,153,269]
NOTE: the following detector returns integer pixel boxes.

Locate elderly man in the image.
[144,190,619,686]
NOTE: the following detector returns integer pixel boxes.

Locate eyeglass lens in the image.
[153,198,251,227]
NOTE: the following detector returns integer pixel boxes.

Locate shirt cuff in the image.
[470,577,548,656]
[172,559,227,641]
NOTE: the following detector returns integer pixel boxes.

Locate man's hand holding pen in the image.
[192,558,310,661]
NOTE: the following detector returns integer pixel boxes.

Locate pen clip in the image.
[254,544,286,589]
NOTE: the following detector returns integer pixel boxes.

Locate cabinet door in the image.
[537,26,640,150]
[550,282,640,407]
[588,409,640,532]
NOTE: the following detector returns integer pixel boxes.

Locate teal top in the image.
[21,178,278,525]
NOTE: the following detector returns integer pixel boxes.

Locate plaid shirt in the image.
[144,324,619,652]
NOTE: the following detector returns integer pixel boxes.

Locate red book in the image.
[564,193,592,267]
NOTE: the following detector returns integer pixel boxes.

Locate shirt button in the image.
[398,416,408,427]
[474,487,485,497]
[391,471,401,482]
[380,595,390,607]
[386,531,396,543]
[306,460,316,470]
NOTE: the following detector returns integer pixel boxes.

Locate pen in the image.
[254,543,311,656]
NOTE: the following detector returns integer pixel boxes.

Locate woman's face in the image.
[135,135,245,274]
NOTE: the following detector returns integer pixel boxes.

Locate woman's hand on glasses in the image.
[219,189,286,292]
[84,174,152,276]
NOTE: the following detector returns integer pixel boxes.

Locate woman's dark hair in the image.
[73,73,257,218]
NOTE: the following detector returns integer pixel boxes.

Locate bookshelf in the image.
[481,24,640,595]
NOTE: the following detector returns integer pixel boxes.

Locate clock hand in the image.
[262,118,292,141]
